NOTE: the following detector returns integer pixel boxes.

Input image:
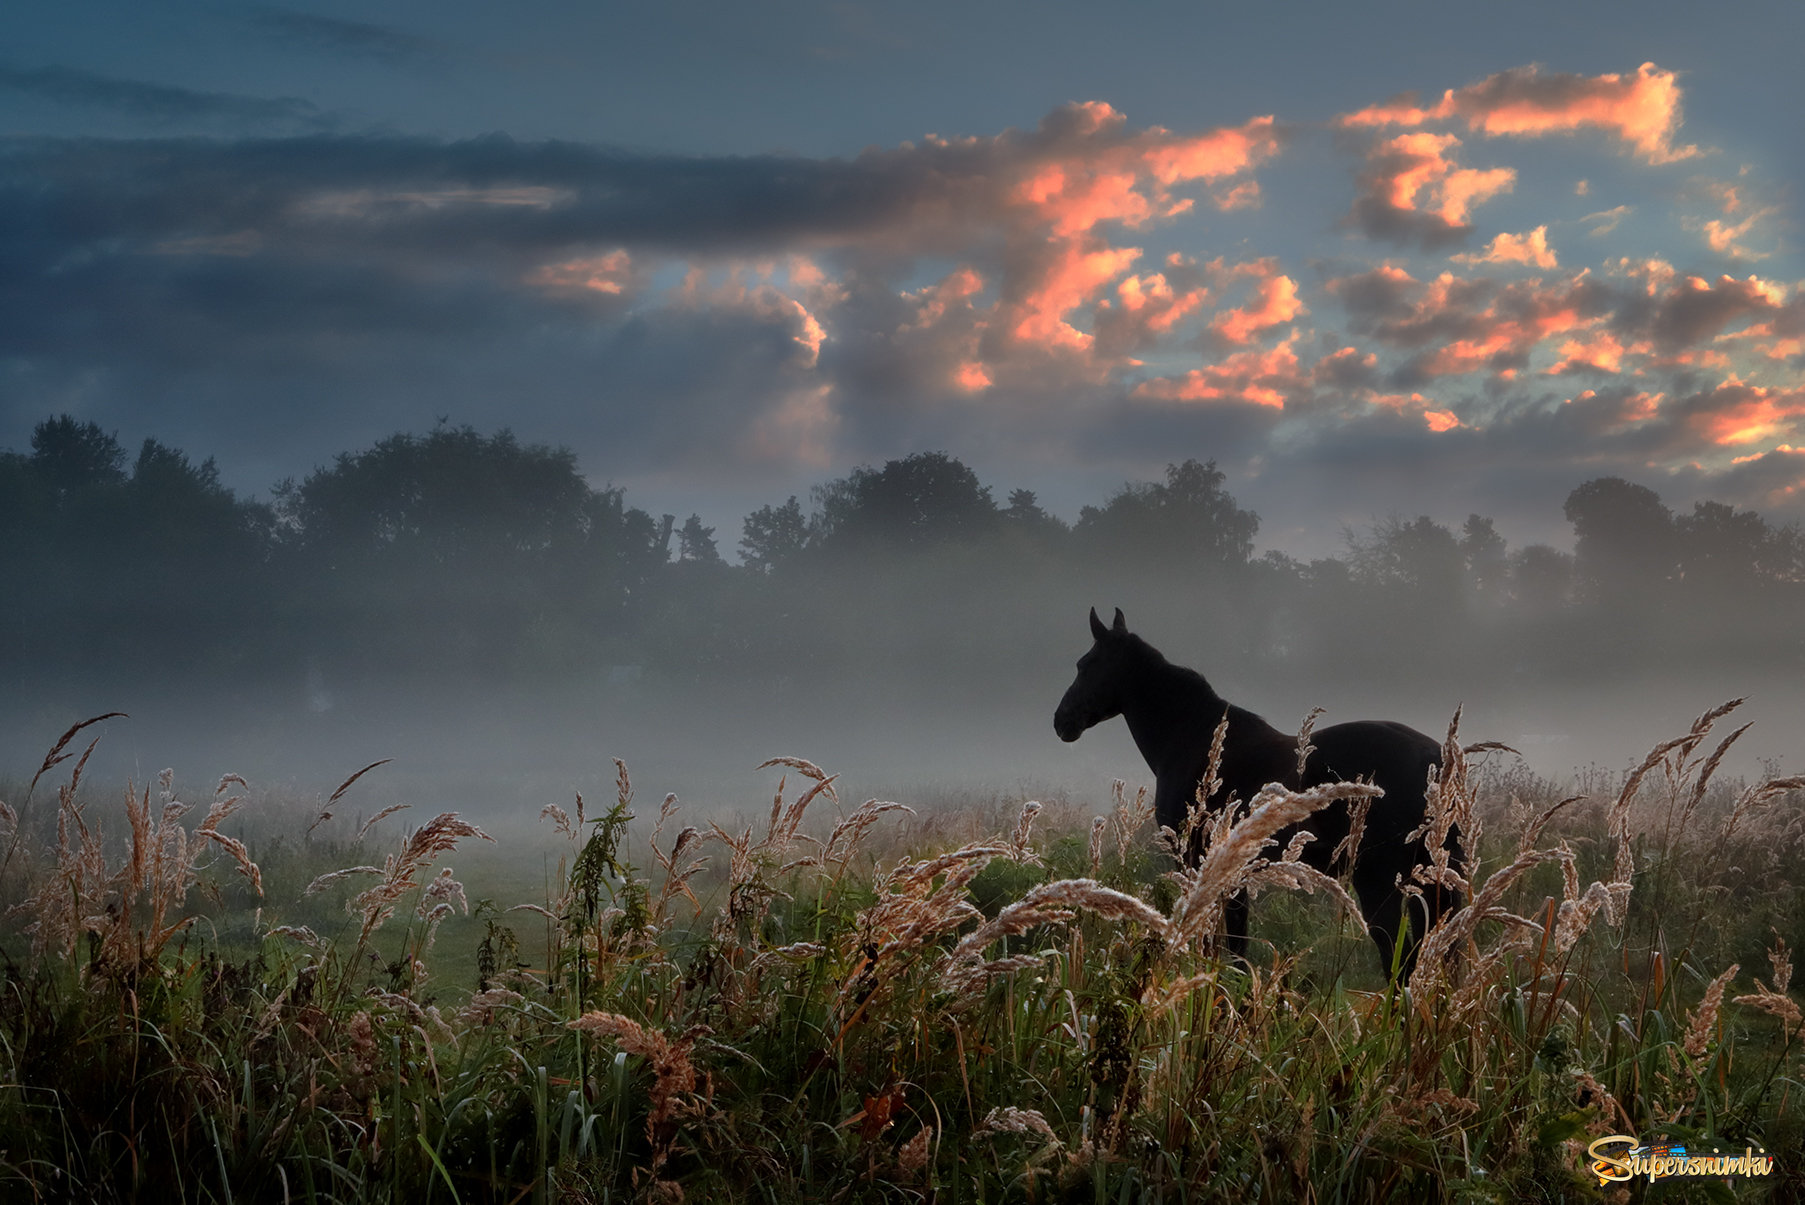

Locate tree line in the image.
[4,415,1802,700]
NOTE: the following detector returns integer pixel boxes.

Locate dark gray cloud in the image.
[0,63,333,132]
[249,7,442,65]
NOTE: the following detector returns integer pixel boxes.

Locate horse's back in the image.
[1305,720,1441,797]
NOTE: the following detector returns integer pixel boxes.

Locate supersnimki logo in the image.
[1586,1135,1775,1185]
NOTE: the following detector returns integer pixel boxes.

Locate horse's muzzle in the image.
[1054,712,1083,742]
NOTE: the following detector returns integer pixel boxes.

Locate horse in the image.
[1054,607,1462,977]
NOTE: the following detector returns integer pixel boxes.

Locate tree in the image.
[272,426,661,675]
[1459,514,1508,600]
[30,415,127,501]
[1673,500,1777,589]
[810,452,997,551]
[740,496,809,574]
[1345,514,1463,600]
[1000,488,1068,542]
[1074,459,1257,565]
[1563,477,1675,603]
[1509,544,1573,614]
[276,426,593,563]
[676,513,723,565]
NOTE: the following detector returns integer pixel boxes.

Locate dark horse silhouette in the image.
[1054,608,1461,977]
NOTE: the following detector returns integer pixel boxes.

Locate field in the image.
[2,703,1802,1203]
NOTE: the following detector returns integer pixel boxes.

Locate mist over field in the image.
[6,420,1804,839]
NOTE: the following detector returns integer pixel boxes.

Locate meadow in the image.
[1,702,1802,1203]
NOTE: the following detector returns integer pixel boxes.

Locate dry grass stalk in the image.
[1675,721,1751,833]
[307,758,391,834]
[459,987,527,1026]
[1295,707,1325,779]
[1088,816,1106,877]
[1244,859,1367,934]
[836,844,1008,1010]
[1169,780,1381,951]
[976,1106,1061,1146]
[349,813,492,945]
[1720,775,1805,846]
[1110,780,1152,866]
[896,1124,933,1175]
[1517,794,1584,856]
[356,803,411,840]
[1009,800,1045,867]
[1409,709,1479,899]
[647,791,711,925]
[11,761,266,968]
[1682,964,1739,1059]
[1407,847,1561,997]
[568,1012,712,1163]
[1330,790,1372,874]
[822,799,914,866]
[941,878,1171,993]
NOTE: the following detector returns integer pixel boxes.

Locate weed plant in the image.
[1,704,1801,1203]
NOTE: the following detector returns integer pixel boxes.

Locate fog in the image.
[6,422,1805,846]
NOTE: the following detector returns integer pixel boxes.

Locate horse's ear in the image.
[1089,607,1108,641]
[1112,608,1127,635]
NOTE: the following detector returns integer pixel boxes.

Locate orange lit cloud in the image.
[1346,132,1514,244]
[1093,258,1210,354]
[1698,207,1778,260]
[1212,180,1262,211]
[1330,267,1612,379]
[1681,377,1805,447]
[1369,391,1462,432]
[1548,330,1649,375]
[1453,226,1557,269]
[1340,62,1696,164]
[1211,271,1304,344]
[1002,106,1281,238]
[1002,238,1143,351]
[1644,273,1787,350]
[1134,334,1302,408]
[529,249,638,296]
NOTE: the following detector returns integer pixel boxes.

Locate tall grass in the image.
[1,703,1801,1202]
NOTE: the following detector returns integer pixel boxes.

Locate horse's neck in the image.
[1119,658,1228,776]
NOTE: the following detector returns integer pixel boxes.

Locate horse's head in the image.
[1055,607,1132,742]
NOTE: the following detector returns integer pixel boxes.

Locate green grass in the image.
[1,708,1802,1203]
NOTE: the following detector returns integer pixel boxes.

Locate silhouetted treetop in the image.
[740,496,808,574]
[1564,477,1676,602]
[275,426,594,562]
[30,416,126,501]
[810,451,997,551]
[676,513,723,565]
[1075,459,1258,565]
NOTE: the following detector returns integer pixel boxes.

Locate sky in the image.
[4,0,1803,557]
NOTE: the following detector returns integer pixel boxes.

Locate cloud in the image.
[1673,376,1805,448]
[249,7,442,65]
[0,63,333,131]
[1452,226,1557,269]
[1344,132,1515,247]
[1697,208,1778,260]
[1581,205,1631,236]
[1,73,1799,544]
[1209,267,1305,345]
[1631,273,1786,352]
[1340,61,1697,164]
[1134,332,1304,409]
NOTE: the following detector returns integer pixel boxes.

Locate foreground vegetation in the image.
[2,706,1803,1203]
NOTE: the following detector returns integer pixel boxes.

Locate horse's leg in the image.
[1223,889,1251,962]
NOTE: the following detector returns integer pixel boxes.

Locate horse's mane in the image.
[1120,631,1220,701]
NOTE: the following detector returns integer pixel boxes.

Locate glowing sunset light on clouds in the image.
[2,2,1801,553]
